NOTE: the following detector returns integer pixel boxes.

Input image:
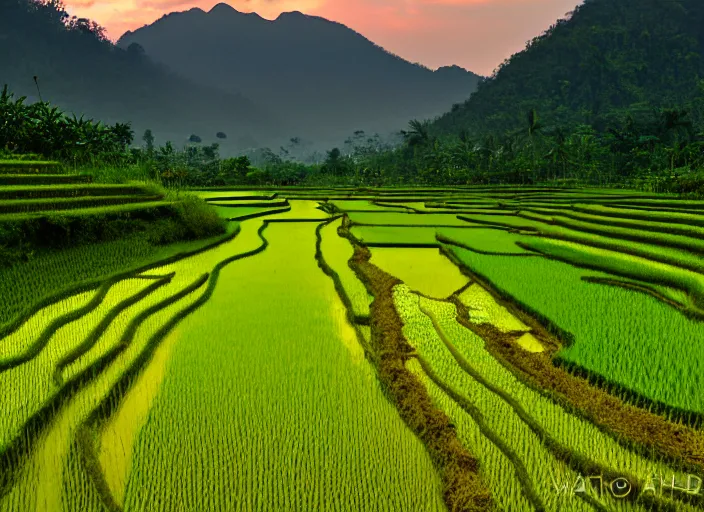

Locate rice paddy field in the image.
[2,185,704,511]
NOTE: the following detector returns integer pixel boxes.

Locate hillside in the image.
[0,0,281,151]
[117,3,482,143]
[430,0,704,136]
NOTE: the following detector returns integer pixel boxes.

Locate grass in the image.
[120,222,446,511]
[446,245,704,415]
[0,184,148,200]
[349,225,470,246]
[573,203,704,227]
[396,288,697,511]
[437,227,534,255]
[319,218,371,321]
[348,211,474,226]
[0,220,237,328]
[3,190,704,510]
[519,236,704,313]
[457,284,530,332]
[0,174,92,186]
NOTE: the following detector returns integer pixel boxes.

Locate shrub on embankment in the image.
[0,194,226,266]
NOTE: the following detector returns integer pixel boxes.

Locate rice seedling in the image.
[2,189,703,512]
[519,236,704,312]
[348,211,475,226]
[329,199,407,212]
[445,245,704,413]
[437,227,534,254]
[573,203,704,227]
[319,218,371,320]
[369,247,468,298]
[121,222,446,511]
[457,283,530,332]
[395,286,699,512]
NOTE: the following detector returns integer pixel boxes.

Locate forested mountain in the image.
[117,3,482,144]
[431,0,704,136]
[0,0,281,151]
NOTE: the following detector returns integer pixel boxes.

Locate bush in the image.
[673,170,704,197]
[170,195,227,240]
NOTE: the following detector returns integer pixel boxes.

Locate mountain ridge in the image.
[117,6,482,143]
[429,0,704,137]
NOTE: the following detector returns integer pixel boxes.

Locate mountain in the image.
[0,0,282,152]
[430,0,704,137]
[117,3,482,144]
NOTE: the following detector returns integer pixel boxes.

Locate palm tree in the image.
[401,119,432,147]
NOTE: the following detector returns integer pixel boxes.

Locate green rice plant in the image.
[518,220,704,290]
[437,227,534,255]
[194,191,277,200]
[457,284,530,332]
[350,225,441,246]
[0,275,208,512]
[0,195,162,214]
[523,212,704,257]
[0,161,62,175]
[0,222,238,328]
[573,204,704,227]
[319,218,371,321]
[329,199,407,212]
[519,237,704,312]
[445,245,704,414]
[369,247,468,298]
[595,198,704,209]
[0,201,171,221]
[0,174,92,186]
[457,213,545,230]
[210,205,291,221]
[395,287,698,512]
[121,222,446,511]
[0,278,158,449]
[201,199,289,208]
[524,207,704,240]
[60,220,268,383]
[406,359,538,512]
[0,185,149,200]
[348,211,475,226]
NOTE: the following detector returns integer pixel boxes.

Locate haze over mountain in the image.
[117,3,482,145]
[1,0,284,152]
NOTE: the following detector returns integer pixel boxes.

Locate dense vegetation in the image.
[1,0,273,152]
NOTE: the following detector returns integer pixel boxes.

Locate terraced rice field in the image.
[2,187,704,511]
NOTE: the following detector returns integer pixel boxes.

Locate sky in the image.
[63,0,581,76]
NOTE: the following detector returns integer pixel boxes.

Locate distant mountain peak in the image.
[275,10,313,21]
[436,65,469,73]
[209,3,238,14]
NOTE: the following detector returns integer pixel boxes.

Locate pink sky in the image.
[64,0,581,75]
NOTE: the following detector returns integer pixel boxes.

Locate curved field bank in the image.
[3,188,704,511]
[319,218,372,320]
[348,211,475,226]
[396,286,698,512]
[122,222,446,511]
[369,247,468,298]
[446,245,704,414]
